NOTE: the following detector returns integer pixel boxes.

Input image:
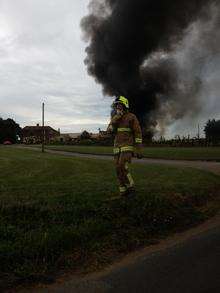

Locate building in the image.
[55,132,107,143]
[22,124,60,144]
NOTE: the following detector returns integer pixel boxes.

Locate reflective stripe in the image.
[119,186,127,193]
[113,147,120,154]
[121,146,134,152]
[135,138,142,143]
[117,128,132,133]
[127,173,134,187]
[113,146,134,154]
[125,163,134,188]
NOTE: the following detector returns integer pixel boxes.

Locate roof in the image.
[23,126,59,134]
[61,133,81,139]
[90,133,99,138]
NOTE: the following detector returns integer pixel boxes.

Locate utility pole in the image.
[198,123,200,139]
[42,102,45,153]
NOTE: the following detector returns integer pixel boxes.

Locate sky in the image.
[0,0,219,137]
[0,0,112,133]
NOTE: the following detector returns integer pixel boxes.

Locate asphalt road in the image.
[98,225,220,293]
[20,214,220,293]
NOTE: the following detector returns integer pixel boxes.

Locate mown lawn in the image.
[29,145,220,161]
[0,146,220,290]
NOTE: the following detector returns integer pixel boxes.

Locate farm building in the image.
[22,124,60,144]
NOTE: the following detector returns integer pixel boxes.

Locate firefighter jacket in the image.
[109,112,142,155]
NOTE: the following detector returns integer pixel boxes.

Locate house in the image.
[98,130,109,138]
[59,131,107,142]
[56,132,104,143]
[66,133,82,139]
[22,124,60,144]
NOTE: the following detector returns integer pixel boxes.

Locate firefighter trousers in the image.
[114,151,134,194]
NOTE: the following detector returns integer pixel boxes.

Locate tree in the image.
[204,119,220,144]
[80,130,91,140]
[143,129,154,142]
[0,118,21,144]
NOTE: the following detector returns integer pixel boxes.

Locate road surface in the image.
[19,213,220,293]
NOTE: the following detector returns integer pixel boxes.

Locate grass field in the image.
[0,146,220,290]
[29,145,220,161]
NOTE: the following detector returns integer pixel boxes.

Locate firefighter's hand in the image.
[107,124,113,134]
[136,153,143,159]
[111,114,123,125]
[135,147,143,159]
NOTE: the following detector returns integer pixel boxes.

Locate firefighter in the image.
[107,96,143,198]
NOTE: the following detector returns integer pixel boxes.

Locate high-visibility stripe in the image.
[121,146,134,152]
[135,138,142,143]
[125,163,133,188]
[113,146,134,154]
[117,128,132,133]
[127,173,134,187]
[113,147,120,154]
[119,186,127,193]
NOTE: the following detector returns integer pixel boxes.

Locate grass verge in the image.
[27,145,220,161]
[0,146,220,290]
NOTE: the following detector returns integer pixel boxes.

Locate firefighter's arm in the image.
[111,113,123,126]
[106,122,116,135]
[106,123,113,134]
[107,113,123,134]
[132,115,143,159]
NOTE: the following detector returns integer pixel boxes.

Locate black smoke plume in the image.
[81,0,218,136]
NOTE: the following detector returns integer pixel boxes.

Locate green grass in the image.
[0,146,220,290]
[141,146,220,161]
[28,145,220,161]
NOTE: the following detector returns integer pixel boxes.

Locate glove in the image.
[107,124,113,133]
[111,113,123,125]
[116,109,124,116]
[136,153,143,159]
[135,147,143,159]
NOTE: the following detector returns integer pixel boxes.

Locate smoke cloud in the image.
[81,0,219,136]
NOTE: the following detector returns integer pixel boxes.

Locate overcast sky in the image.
[0,0,113,133]
[0,0,219,137]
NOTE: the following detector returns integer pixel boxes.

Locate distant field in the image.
[0,146,220,290]
[29,145,220,161]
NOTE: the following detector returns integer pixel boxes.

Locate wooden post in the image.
[198,124,200,140]
[42,102,45,153]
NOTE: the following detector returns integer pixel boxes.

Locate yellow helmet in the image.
[115,96,129,109]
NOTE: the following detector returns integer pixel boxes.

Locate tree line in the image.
[0,117,220,145]
[204,119,220,144]
[0,118,21,144]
